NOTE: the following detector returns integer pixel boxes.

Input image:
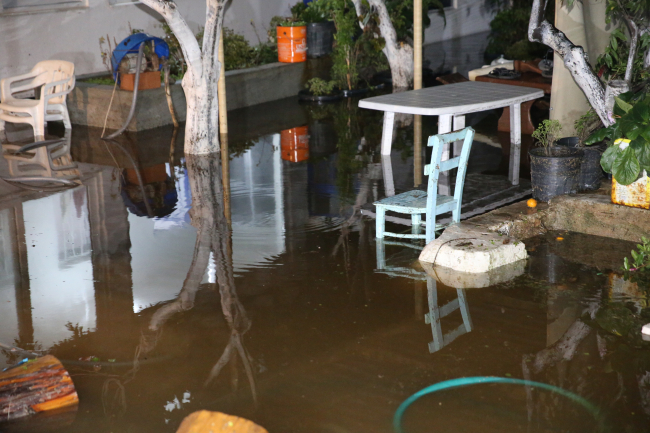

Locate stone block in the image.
[418,222,528,272]
[421,259,526,288]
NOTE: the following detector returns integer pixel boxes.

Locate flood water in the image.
[2,63,650,432]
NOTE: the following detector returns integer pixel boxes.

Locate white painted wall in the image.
[0,0,291,77]
[424,0,494,45]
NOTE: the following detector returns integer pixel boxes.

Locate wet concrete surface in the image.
[1,90,649,433]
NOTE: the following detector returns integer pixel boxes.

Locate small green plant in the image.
[586,91,650,185]
[623,237,650,272]
[532,119,562,153]
[306,78,336,96]
[574,109,601,146]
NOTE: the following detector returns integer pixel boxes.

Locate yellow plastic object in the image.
[612,139,650,209]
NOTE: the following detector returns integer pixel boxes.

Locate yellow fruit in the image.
[527,198,538,208]
[556,236,564,241]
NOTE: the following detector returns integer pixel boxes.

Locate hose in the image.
[102,43,145,140]
[393,376,604,433]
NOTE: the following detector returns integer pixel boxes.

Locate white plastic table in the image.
[358,81,544,185]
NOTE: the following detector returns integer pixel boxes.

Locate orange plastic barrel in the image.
[281,126,309,162]
[277,26,307,63]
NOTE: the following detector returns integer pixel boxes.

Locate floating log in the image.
[176,411,267,433]
[0,355,78,420]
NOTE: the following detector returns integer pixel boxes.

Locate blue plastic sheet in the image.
[111,33,170,80]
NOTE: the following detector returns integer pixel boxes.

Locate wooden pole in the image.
[413,0,423,90]
[217,28,231,225]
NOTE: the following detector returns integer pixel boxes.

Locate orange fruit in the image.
[527,198,538,208]
[556,236,564,241]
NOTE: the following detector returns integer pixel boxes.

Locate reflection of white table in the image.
[358,82,544,186]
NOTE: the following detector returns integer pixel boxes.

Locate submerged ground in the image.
[2,33,650,432]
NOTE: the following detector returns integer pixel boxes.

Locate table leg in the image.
[509,103,521,186]
[452,115,465,156]
[381,112,395,155]
[381,154,395,197]
[498,100,536,134]
[438,114,453,195]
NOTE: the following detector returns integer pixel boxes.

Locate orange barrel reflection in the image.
[281,126,309,163]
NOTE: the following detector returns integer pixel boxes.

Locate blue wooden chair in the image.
[374,126,475,244]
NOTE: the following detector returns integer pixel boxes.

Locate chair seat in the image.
[374,190,456,213]
[0,99,40,109]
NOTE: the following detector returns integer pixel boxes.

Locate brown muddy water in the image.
[0,93,648,433]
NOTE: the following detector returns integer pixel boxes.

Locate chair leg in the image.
[426,212,436,244]
[411,214,422,236]
[452,202,461,224]
[376,207,386,239]
[62,105,72,129]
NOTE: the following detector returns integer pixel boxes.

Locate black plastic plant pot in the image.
[556,136,605,191]
[341,88,369,98]
[307,22,335,58]
[529,146,584,202]
[298,89,343,103]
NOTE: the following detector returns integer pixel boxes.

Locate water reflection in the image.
[375,239,473,354]
[1,131,80,188]
[149,153,256,401]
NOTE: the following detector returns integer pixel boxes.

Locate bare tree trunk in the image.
[139,0,226,155]
[528,0,611,126]
[353,0,414,90]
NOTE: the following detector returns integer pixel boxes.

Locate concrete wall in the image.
[0,0,290,77]
[68,60,307,131]
[424,0,495,45]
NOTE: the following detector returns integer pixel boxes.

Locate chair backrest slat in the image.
[424,126,475,209]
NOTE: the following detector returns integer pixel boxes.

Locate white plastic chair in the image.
[0,60,75,139]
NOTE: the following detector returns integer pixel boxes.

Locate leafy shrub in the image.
[532,119,562,150]
[306,78,336,96]
[586,92,650,185]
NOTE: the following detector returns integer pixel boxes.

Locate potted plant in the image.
[529,120,584,202]
[554,109,605,191]
[299,77,343,102]
[276,20,308,63]
[291,0,336,58]
[586,92,650,209]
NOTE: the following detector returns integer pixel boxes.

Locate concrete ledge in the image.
[68,61,307,132]
[419,185,650,274]
[490,189,650,243]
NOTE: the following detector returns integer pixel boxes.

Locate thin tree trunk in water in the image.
[528,0,611,126]
[139,0,227,154]
[353,0,414,90]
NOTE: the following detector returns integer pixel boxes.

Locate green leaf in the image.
[611,36,618,51]
[631,100,650,122]
[632,139,650,171]
[615,96,633,113]
[612,146,641,185]
[585,127,611,145]
[600,145,620,173]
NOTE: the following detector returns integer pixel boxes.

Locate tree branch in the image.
[621,12,639,84]
[528,0,610,126]
[139,0,203,75]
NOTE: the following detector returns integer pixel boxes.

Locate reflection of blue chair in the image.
[375,239,473,353]
[425,278,472,353]
[374,127,475,243]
